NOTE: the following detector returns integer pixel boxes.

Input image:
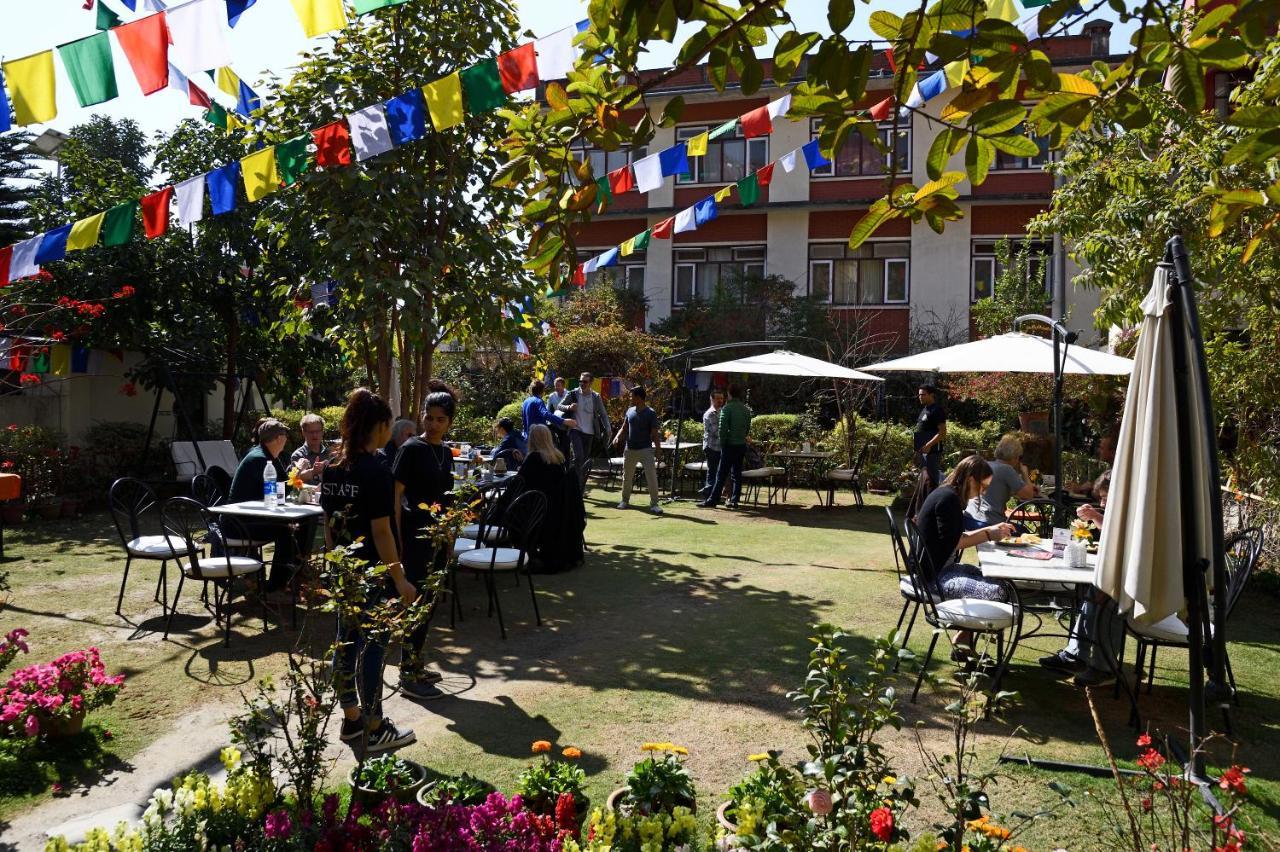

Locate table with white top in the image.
[976,541,1096,641]
[209,500,324,625]
[769,449,836,504]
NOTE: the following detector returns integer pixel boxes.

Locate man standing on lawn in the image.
[612,385,663,515]
[699,389,725,501]
[700,384,751,509]
[915,384,947,489]
[547,376,568,410]
[558,371,611,491]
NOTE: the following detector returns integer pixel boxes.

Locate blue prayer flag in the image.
[121,0,137,9]
[227,0,258,26]
[70,346,90,373]
[0,70,10,134]
[236,81,260,117]
[802,139,832,171]
[658,143,689,178]
[384,89,428,145]
[597,247,620,268]
[35,225,72,265]
[207,162,241,215]
[918,70,948,102]
[694,196,717,227]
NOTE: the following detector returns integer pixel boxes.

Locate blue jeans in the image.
[1065,594,1123,671]
[334,618,384,716]
[922,451,941,489]
[709,444,746,504]
[701,449,721,496]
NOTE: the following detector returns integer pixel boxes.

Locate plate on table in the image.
[997,533,1041,547]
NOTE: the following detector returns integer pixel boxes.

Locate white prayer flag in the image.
[534,26,577,81]
[9,237,42,281]
[348,104,395,161]
[674,206,697,234]
[632,152,664,193]
[779,150,798,173]
[167,0,233,73]
[167,63,190,97]
[767,93,792,121]
[174,175,206,227]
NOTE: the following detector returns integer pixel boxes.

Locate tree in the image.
[255,0,537,420]
[970,238,1051,339]
[0,131,39,246]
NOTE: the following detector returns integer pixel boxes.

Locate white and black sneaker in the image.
[399,673,444,700]
[364,718,416,754]
[338,715,367,744]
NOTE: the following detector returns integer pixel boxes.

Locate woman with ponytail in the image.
[320,388,417,754]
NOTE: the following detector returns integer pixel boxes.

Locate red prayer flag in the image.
[113,13,170,95]
[885,47,896,72]
[497,43,538,94]
[0,245,12,287]
[756,163,775,187]
[141,186,174,239]
[740,105,772,139]
[652,216,675,239]
[607,165,636,195]
[573,264,586,287]
[313,121,353,167]
[868,97,894,121]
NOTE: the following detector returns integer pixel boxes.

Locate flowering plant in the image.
[0,645,123,738]
[416,481,480,551]
[0,627,29,674]
[1069,518,1095,541]
[517,740,589,823]
[620,743,697,816]
[567,805,701,852]
[353,754,420,794]
[718,751,807,847]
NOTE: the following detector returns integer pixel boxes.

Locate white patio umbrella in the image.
[856,331,1134,375]
[694,349,884,381]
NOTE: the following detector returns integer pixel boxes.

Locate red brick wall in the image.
[809,210,911,240]
[681,98,769,122]
[831,307,911,354]
[970,204,1047,235]
[673,213,767,243]
[970,172,1053,197]
[573,218,650,247]
[810,178,907,203]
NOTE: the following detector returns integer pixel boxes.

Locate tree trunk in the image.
[220,295,240,439]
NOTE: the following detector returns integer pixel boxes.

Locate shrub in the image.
[0,645,124,739]
[497,399,525,428]
[619,743,696,816]
[660,418,703,449]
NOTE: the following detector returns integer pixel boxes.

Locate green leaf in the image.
[847,200,894,249]
[828,0,853,33]
[1028,92,1091,127]
[971,100,1027,133]
[916,171,964,200]
[926,128,961,181]
[987,133,1041,157]
[773,31,820,84]
[1165,47,1206,113]
[1227,106,1280,129]
[739,51,764,95]
[868,10,902,40]
[660,96,686,127]
[707,47,728,91]
[1197,38,1251,70]
[1190,4,1236,40]
[965,136,994,185]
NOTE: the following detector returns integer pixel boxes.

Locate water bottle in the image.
[263,463,278,510]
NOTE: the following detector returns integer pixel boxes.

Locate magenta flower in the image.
[24,714,38,736]
[264,809,293,840]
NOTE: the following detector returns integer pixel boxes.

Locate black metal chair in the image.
[108,477,181,617]
[206,465,233,500]
[190,473,223,508]
[826,443,874,507]
[451,490,547,640]
[885,506,935,670]
[1007,497,1071,538]
[161,496,267,647]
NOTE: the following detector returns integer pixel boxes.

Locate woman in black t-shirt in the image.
[518,424,586,571]
[391,390,458,698]
[320,388,417,755]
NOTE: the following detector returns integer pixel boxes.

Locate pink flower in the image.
[24,715,38,737]
[804,788,833,816]
[264,809,293,840]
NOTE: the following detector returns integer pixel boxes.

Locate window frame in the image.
[674,124,769,186]
[569,140,648,184]
[808,118,911,179]
[969,238,1054,303]
[577,249,647,293]
[806,240,911,305]
[671,244,768,306]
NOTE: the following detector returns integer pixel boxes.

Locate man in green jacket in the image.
[700,384,752,508]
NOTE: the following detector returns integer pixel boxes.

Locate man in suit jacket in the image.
[558,371,612,489]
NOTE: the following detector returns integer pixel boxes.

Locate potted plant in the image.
[516,740,589,825]
[715,750,807,842]
[607,742,697,816]
[0,644,125,739]
[348,754,428,804]
[417,771,496,806]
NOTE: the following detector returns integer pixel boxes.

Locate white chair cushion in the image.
[457,547,523,571]
[827,469,857,482]
[684,461,707,472]
[741,467,783,479]
[189,556,262,579]
[127,535,186,557]
[1128,614,1194,644]
[934,598,1016,630]
[898,577,938,602]
[461,523,505,543]
[608,456,626,466]
[453,537,479,556]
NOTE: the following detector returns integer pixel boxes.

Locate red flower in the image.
[869,806,894,842]
[1,462,12,470]
[1138,748,1166,772]
[9,305,26,317]
[554,792,577,836]
[51,331,65,341]
[1136,733,1152,748]
[1141,797,1152,812]
[1219,765,1249,796]
[19,374,39,386]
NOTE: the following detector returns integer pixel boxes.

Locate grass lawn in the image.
[1,488,1278,848]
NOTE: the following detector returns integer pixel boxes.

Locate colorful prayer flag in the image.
[35,225,72,265]
[597,247,620,269]
[709,119,736,139]
[632,229,651,251]
[168,0,232,72]
[423,73,464,130]
[740,105,772,138]
[226,0,258,26]
[59,32,118,107]
[714,185,734,203]
[534,24,578,81]
[141,186,174,238]
[70,346,90,373]
[572,264,586,287]
[694,196,717,226]
[3,51,58,125]
[206,163,240,215]
[67,212,104,251]
[347,104,394,161]
[986,0,1019,22]
[767,93,792,121]
[868,97,893,121]
[607,164,636,195]
[461,59,506,113]
[631,152,663,192]
[50,345,69,377]
[384,89,427,145]
[113,14,170,95]
[101,201,138,246]
[0,70,10,134]
[736,173,759,207]
[497,43,538,94]
[241,147,280,202]
[353,0,411,12]
[619,237,636,257]
[802,139,832,170]
[685,131,709,157]
[289,0,346,37]
[312,121,352,167]
[658,143,689,177]
[756,163,775,187]
[652,217,674,239]
[779,149,798,173]
[9,237,41,280]
[96,3,122,30]
[906,69,948,108]
[674,207,697,234]
[276,135,312,185]
[174,175,205,226]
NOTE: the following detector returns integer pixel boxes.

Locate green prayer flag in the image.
[31,350,50,374]
[460,59,506,113]
[632,229,652,251]
[1019,0,1052,5]
[101,201,138,247]
[595,176,612,210]
[58,32,118,107]
[277,135,313,185]
[96,3,123,30]
[709,119,737,140]
[353,0,412,12]
[736,174,760,207]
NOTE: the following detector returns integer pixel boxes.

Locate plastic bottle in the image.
[263,463,278,510]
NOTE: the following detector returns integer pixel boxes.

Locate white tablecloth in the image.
[976,542,1096,586]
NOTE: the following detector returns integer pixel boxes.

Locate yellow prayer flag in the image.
[50,345,71,377]
[620,237,636,257]
[686,131,709,157]
[714,185,734,202]
[241,147,280,203]
[67,213,105,252]
[3,51,57,126]
[591,378,601,393]
[215,67,240,99]
[944,59,968,88]
[289,0,347,38]
[423,73,464,131]
[986,0,1018,23]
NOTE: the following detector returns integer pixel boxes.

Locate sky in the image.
[2,0,1128,163]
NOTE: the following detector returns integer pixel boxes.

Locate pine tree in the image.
[0,131,39,246]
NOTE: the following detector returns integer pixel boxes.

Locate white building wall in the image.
[766,209,809,293]
[643,215,674,329]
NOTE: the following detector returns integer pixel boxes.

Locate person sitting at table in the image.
[321,387,417,754]
[964,434,1038,530]
[915,455,1015,656]
[1039,471,1123,687]
[518,424,585,571]
[228,418,298,592]
[492,417,527,467]
[378,419,417,467]
[290,413,332,483]
[391,389,459,699]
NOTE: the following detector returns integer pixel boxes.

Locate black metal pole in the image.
[1052,329,1064,509]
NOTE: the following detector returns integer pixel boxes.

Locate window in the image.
[970,239,1053,302]
[991,125,1051,171]
[672,245,767,305]
[577,250,647,295]
[570,141,647,184]
[809,119,910,178]
[675,125,769,185]
[1214,70,1251,120]
[807,242,910,305]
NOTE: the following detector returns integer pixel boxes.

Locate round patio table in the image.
[768,449,835,504]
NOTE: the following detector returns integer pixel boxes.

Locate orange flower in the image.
[562,747,582,759]
[531,740,552,754]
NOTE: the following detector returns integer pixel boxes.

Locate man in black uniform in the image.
[914,384,947,489]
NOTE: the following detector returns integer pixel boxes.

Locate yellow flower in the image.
[747,753,770,762]
[640,742,661,752]
[882,775,897,785]
[531,740,552,754]
[671,745,688,755]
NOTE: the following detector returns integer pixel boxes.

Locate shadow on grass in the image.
[0,725,131,809]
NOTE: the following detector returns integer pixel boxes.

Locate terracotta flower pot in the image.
[607,786,696,815]
[348,758,428,805]
[46,710,86,738]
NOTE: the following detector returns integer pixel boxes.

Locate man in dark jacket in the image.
[700,384,752,509]
[557,371,612,490]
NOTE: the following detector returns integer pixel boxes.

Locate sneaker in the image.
[616,501,630,510]
[728,501,740,509]
[649,505,663,515]
[1072,667,1116,688]
[338,715,366,744]
[399,675,444,701]
[697,499,718,508]
[1039,650,1085,675]
[364,718,416,754]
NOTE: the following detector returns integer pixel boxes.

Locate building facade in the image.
[572,22,1117,354]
